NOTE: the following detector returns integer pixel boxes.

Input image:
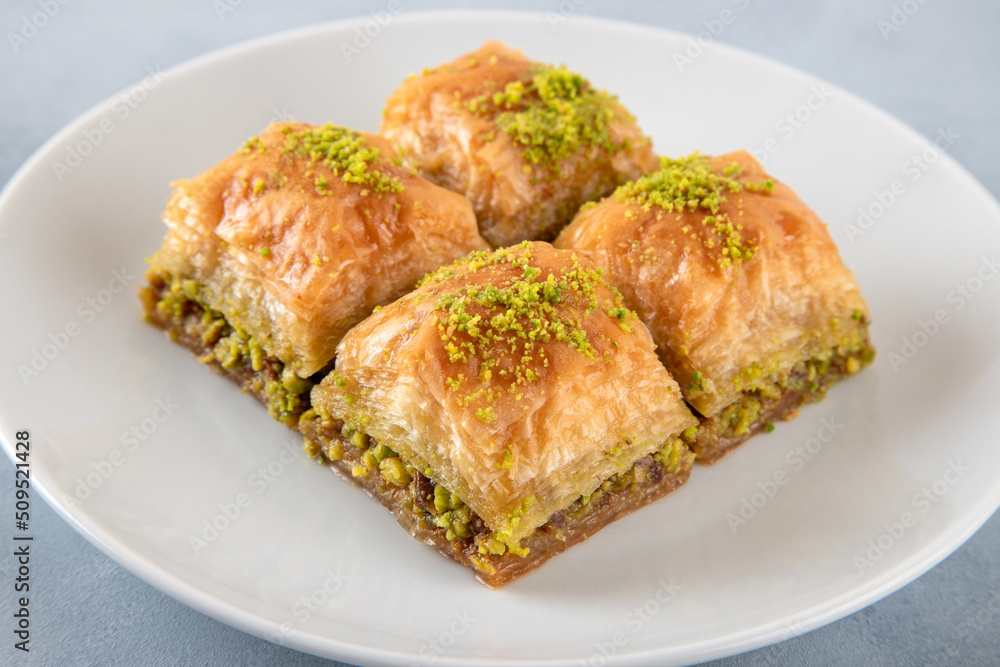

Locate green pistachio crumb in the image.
[239,136,265,154]
[302,439,321,458]
[326,441,344,461]
[463,64,626,167]
[846,357,861,374]
[688,370,704,391]
[283,123,403,194]
[414,242,637,433]
[379,457,412,487]
[614,153,763,268]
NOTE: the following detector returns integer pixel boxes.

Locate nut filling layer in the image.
[140,270,322,425]
[298,409,694,588]
[690,340,874,463]
[142,267,695,588]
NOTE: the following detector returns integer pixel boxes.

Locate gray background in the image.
[1,1,999,665]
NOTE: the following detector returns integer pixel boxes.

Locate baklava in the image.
[554,151,875,462]
[300,242,698,586]
[381,41,659,247]
[140,121,489,424]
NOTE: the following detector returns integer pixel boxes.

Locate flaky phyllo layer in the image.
[310,242,698,550]
[147,121,488,379]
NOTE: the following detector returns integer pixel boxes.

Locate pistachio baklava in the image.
[141,121,488,424]
[300,242,698,587]
[381,41,659,247]
[554,151,875,462]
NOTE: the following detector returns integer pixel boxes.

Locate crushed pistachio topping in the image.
[415,242,638,411]
[475,407,496,423]
[239,136,265,154]
[614,154,774,269]
[281,123,403,194]
[688,370,704,391]
[463,64,626,166]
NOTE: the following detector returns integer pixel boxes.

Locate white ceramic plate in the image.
[2,11,1000,667]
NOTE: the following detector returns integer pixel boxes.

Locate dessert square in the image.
[555,151,874,461]
[302,242,698,586]
[141,121,488,423]
[381,41,659,246]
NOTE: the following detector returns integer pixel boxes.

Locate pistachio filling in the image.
[694,338,875,455]
[300,408,695,572]
[143,270,317,424]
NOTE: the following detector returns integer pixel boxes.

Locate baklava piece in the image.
[381,41,659,247]
[554,151,874,463]
[301,242,698,587]
[140,121,488,425]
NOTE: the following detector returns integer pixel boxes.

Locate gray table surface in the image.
[1,1,999,665]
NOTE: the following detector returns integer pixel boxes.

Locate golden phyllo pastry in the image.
[554,151,874,462]
[380,41,659,247]
[141,121,489,423]
[302,242,698,586]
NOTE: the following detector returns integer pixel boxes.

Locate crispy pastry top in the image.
[311,242,697,548]
[149,121,488,377]
[554,151,870,417]
[380,41,659,247]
